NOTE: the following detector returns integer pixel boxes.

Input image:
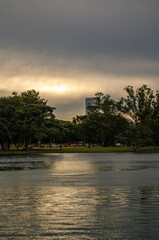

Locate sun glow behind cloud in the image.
[0,1,159,120]
[0,75,77,95]
[0,72,159,120]
[38,85,68,93]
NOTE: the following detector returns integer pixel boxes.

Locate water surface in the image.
[0,153,159,239]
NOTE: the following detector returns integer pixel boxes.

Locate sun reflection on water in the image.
[0,153,159,239]
[51,159,95,175]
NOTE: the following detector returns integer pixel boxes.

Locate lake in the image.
[0,153,159,239]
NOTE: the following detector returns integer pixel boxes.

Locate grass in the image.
[0,146,159,155]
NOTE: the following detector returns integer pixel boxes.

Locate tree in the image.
[118,85,155,124]
[117,85,159,150]
[86,92,128,146]
[0,96,20,150]
[18,90,55,149]
[150,91,159,147]
[58,120,81,143]
[0,90,55,150]
[74,112,109,147]
[117,124,153,152]
[87,92,117,114]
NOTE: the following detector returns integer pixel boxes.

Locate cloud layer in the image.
[0,0,159,119]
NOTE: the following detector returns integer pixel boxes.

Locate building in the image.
[85,97,95,115]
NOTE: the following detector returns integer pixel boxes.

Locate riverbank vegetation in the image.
[0,85,159,152]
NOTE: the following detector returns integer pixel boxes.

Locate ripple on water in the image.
[0,153,159,239]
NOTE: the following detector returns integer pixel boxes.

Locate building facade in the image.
[85,97,95,115]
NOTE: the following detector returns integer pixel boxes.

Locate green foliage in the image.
[0,85,158,152]
[87,92,117,114]
[75,101,129,147]
[74,112,108,147]
[117,124,153,152]
[119,85,156,123]
[117,85,159,150]
[76,85,158,151]
[0,90,55,149]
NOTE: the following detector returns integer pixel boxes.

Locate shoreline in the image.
[0,146,159,155]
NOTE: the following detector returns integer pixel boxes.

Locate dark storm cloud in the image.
[1,48,159,80]
[0,0,159,59]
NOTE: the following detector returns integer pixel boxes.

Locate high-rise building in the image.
[85,97,95,115]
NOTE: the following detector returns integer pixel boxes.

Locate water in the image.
[0,153,159,239]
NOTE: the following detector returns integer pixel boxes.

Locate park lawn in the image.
[0,146,159,155]
[51,146,159,153]
[58,146,132,153]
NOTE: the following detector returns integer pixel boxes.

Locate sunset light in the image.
[38,85,68,93]
[0,1,159,239]
[0,0,158,120]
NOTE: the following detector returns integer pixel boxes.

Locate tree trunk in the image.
[7,141,10,150]
[0,142,5,150]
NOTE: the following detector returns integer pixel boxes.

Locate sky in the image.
[0,0,159,120]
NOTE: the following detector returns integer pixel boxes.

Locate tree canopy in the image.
[0,85,158,151]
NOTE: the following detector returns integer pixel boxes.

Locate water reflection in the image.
[52,158,95,175]
[0,153,159,239]
[0,153,159,173]
[0,185,159,239]
[0,155,56,171]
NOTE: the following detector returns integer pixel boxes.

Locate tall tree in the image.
[18,90,55,149]
[86,92,128,146]
[117,85,159,150]
[118,85,155,124]
[0,90,55,150]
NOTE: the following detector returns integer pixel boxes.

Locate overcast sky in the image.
[0,0,159,120]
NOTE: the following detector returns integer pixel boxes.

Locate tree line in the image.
[0,90,79,150]
[0,85,159,151]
